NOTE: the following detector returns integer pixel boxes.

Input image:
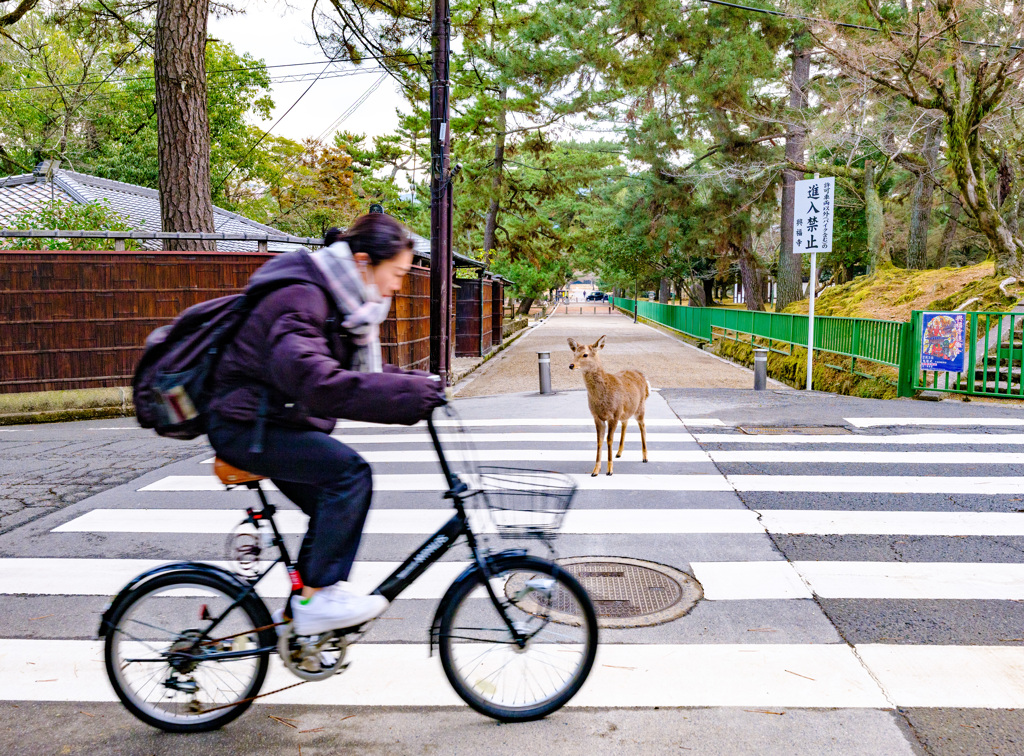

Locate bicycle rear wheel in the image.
[104,571,274,732]
[437,555,598,721]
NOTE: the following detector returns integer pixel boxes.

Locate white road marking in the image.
[10,556,1024,602]
[696,433,1024,445]
[53,507,1024,537]
[855,645,1024,708]
[795,561,1024,600]
[691,561,813,600]
[202,449,709,464]
[0,640,894,708]
[730,475,1024,494]
[52,508,765,535]
[12,639,1024,708]
[711,450,1024,465]
[847,417,1024,428]
[138,473,733,493]
[209,449,1023,466]
[0,559,471,599]
[758,510,1024,536]
[335,418,692,428]
[138,473,1024,495]
[328,432,695,444]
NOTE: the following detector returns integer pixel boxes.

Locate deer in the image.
[568,335,649,476]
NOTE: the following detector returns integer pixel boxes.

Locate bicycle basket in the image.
[476,466,577,540]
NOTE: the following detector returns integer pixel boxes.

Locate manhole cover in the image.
[505,557,702,629]
[739,426,851,435]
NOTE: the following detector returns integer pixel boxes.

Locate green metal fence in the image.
[911,310,1024,398]
[611,297,913,395]
[611,298,1024,399]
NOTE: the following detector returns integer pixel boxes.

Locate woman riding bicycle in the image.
[207,213,446,635]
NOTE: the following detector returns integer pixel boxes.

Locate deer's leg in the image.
[602,422,610,473]
[638,413,648,463]
[616,420,628,458]
[592,419,605,477]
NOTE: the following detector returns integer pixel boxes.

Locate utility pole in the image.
[429,0,454,381]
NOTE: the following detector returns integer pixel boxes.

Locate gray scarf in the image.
[308,242,391,373]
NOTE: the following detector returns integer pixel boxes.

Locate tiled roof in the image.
[0,168,497,273]
[0,169,295,252]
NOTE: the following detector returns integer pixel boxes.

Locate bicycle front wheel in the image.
[437,555,598,721]
[104,571,274,732]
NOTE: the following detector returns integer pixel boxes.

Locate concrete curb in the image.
[0,387,134,427]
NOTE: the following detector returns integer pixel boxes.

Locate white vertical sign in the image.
[793,177,835,255]
[792,177,835,391]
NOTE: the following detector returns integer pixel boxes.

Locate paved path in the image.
[5,392,1024,753]
[454,307,779,397]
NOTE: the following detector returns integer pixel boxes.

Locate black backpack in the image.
[133,279,329,439]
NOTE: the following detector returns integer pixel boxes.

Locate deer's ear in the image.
[592,335,606,350]
[567,338,579,351]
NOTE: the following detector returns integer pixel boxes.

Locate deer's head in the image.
[568,335,606,371]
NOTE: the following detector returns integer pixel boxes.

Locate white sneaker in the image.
[291,586,388,635]
[271,607,291,638]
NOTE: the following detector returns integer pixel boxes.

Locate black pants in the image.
[208,415,373,588]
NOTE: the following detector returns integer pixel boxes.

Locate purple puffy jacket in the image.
[209,248,441,432]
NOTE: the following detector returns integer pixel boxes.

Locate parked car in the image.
[586,291,607,301]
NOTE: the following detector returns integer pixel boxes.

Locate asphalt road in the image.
[3,312,1024,754]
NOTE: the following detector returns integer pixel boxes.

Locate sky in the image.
[208,3,408,144]
[207,2,617,155]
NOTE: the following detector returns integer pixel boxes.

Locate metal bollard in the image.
[753,348,768,391]
[538,352,553,394]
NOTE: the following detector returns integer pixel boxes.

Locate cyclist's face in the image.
[356,248,414,298]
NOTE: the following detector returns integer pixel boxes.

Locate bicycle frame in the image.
[111,412,529,663]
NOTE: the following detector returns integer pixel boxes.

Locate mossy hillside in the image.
[713,336,898,399]
[783,262,1021,321]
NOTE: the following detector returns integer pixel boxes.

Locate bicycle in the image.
[99,409,599,732]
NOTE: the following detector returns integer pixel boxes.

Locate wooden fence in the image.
[0,250,436,393]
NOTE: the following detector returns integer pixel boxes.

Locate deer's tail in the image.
[645,380,651,399]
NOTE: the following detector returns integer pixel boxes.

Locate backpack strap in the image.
[248,386,270,454]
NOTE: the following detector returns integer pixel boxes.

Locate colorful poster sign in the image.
[920,312,966,372]
[793,177,835,254]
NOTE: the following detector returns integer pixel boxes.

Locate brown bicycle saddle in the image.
[213,457,267,486]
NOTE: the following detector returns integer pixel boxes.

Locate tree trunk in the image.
[658,277,670,304]
[906,123,939,269]
[738,235,766,311]
[481,87,507,265]
[702,277,717,306]
[945,111,1024,275]
[776,44,811,310]
[864,160,889,272]
[516,297,534,317]
[936,197,962,267]
[155,0,214,251]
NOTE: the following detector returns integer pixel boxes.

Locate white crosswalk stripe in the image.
[846,417,1024,428]
[52,508,1024,536]
[136,473,1024,494]
[8,406,1024,716]
[697,432,1024,445]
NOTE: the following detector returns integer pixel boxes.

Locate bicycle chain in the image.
[198,679,308,715]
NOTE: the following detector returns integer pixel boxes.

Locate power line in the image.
[211,51,355,196]
[4,66,385,107]
[247,73,392,228]
[0,52,426,93]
